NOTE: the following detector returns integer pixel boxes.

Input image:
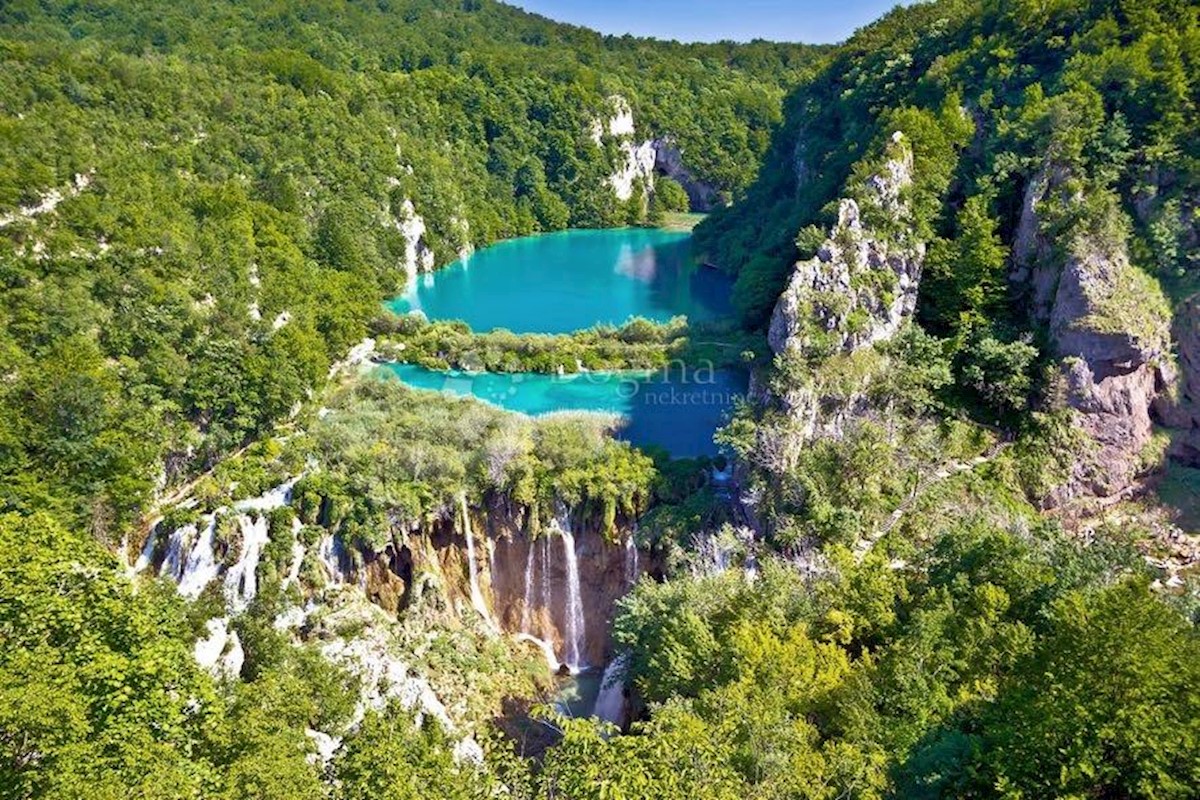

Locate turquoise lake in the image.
[383,228,745,457]
[388,228,734,333]
[381,363,745,458]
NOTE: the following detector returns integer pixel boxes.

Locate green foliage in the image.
[651,176,691,215]
[297,376,656,541]
[0,0,821,531]
[958,331,1040,421]
[972,580,1200,798]
[333,704,481,800]
[0,513,221,798]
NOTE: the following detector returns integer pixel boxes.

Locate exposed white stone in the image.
[194,617,244,679]
[609,139,657,202]
[328,337,376,378]
[0,171,93,229]
[395,198,435,281]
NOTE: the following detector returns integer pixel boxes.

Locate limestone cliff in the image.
[357,497,644,670]
[1012,166,1174,504]
[595,96,656,204]
[768,132,924,359]
[594,95,718,212]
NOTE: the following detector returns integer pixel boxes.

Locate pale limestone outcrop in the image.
[768,132,923,358]
[395,198,435,281]
[610,139,657,202]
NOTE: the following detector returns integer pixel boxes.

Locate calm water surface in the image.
[383,229,743,456]
[388,228,733,333]
[381,363,745,458]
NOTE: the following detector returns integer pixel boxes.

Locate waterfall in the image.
[224,513,270,612]
[177,516,220,598]
[461,496,491,624]
[159,523,192,581]
[624,535,639,586]
[318,533,346,585]
[559,524,586,671]
[516,632,561,673]
[234,477,297,513]
[282,519,306,591]
[520,537,536,633]
[593,653,630,727]
[133,527,158,573]
[540,535,551,620]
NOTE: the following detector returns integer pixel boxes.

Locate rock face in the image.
[352,498,644,670]
[139,481,646,675]
[594,95,719,212]
[769,132,924,358]
[394,198,435,282]
[652,137,722,211]
[1157,296,1200,465]
[609,139,657,203]
[1013,165,1174,504]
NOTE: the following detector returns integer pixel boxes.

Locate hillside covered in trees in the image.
[3,0,1200,799]
[0,0,820,533]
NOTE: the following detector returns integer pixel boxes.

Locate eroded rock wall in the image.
[1012,166,1174,504]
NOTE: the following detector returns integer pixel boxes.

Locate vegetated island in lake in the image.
[378,227,755,456]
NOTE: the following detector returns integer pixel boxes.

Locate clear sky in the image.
[512,0,911,44]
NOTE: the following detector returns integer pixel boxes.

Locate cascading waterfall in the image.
[318,533,346,585]
[540,535,551,618]
[520,539,536,633]
[282,519,306,591]
[592,652,630,726]
[624,535,639,586]
[224,513,270,612]
[558,521,586,671]
[177,516,220,598]
[461,495,492,624]
[159,523,192,581]
[133,528,158,574]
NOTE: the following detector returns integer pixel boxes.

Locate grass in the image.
[658,212,707,231]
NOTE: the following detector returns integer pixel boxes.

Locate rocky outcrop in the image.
[325,497,644,670]
[652,137,722,211]
[610,140,657,203]
[768,132,924,358]
[594,96,720,212]
[1013,166,1174,504]
[394,198,435,281]
[594,96,656,203]
[1156,296,1200,464]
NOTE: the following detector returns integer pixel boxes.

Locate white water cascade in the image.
[461,496,492,625]
[158,523,192,582]
[177,516,221,598]
[520,538,536,633]
[318,533,347,585]
[624,535,639,586]
[593,652,630,727]
[559,524,586,671]
[224,513,270,612]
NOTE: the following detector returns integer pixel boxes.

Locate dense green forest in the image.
[0,0,819,533]
[4,0,1200,798]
